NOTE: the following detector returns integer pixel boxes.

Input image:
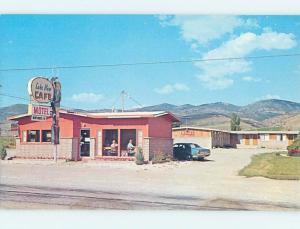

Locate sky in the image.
[1,15,300,110]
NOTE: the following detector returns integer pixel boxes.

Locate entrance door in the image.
[287,134,295,146]
[244,135,250,145]
[253,135,258,145]
[80,129,90,157]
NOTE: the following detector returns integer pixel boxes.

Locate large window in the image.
[42,130,52,142]
[103,129,118,156]
[121,129,136,157]
[27,130,40,142]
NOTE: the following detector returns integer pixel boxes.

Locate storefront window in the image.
[103,129,118,156]
[42,130,52,142]
[27,130,40,142]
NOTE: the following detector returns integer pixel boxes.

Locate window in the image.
[260,134,269,141]
[42,130,52,142]
[27,130,40,142]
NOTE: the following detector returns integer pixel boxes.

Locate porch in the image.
[80,128,144,159]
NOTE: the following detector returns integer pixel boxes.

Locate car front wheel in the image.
[186,154,193,161]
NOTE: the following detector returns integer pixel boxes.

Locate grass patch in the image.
[239,152,300,180]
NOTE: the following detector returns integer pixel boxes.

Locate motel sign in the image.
[32,105,52,117]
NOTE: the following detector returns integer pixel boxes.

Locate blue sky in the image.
[1,15,300,110]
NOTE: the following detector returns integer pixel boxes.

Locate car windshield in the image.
[190,144,201,148]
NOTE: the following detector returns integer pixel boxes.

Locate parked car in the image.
[173,143,210,160]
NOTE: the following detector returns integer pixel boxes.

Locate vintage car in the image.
[173,143,211,160]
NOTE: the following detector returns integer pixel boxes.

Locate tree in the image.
[231,113,241,131]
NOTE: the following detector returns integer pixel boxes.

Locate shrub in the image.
[0,144,7,160]
[152,152,172,164]
[135,147,144,165]
[287,136,300,157]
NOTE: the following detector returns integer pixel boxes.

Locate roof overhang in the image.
[173,126,230,133]
[8,110,180,123]
[231,131,299,134]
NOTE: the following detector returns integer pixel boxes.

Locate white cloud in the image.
[158,15,259,47]
[196,31,296,90]
[70,93,104,103]
[242,76,261,82]
[259,94,281,100]
[154,83,190,95]
[158,16,297,90]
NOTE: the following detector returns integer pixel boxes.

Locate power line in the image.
[0,93,28,101]
[1,53,300,72]
[0,93,76,111]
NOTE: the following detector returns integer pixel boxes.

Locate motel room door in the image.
[244,135,250,145]
[253,134,258,145]
[80,129,90,157]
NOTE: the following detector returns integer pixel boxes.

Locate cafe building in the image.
[9,109,180,161]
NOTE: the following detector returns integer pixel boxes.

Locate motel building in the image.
[8,110,180,161]
[172,127,231,149]
[172,127,299,150]
[230,131,299,149]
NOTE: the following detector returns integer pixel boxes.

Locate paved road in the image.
[0,184,297,210]
[0,148,299,210]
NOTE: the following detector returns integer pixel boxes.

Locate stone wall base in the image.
[14,138,79,161]
[143,137,173,161]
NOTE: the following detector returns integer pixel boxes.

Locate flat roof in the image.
[173,126,230,133]
[231,130,299,134]
[8,109,180,122]
[173,126,299,134]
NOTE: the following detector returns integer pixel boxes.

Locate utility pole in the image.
[50,77,61,163]
[184,117,190,127]
[111,90,143,112]
[121,90,125,112]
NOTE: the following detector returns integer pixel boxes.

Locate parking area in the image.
[1,148,300,209]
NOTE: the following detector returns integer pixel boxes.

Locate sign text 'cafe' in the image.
[28,77,54,104]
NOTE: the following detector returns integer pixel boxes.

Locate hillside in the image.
[0,104,27,121]
[240,99,300,121]
[263,112,300,131]
[1,99,300,130]
[135,99,300,130]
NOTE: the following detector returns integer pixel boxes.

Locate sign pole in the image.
[50,77,61,163]
[28,76,61,163]
[51,98,57,162]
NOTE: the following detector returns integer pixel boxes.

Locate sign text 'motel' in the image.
[32,105,52,117]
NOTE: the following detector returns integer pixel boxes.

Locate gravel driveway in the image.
[0,148,299,210]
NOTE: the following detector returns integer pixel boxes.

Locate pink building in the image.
[9,110,179,161]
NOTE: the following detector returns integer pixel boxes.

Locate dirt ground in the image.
[1,148,300,210]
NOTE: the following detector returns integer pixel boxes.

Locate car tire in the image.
[186,154,193,161]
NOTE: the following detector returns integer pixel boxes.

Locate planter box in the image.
[288,149,300,157]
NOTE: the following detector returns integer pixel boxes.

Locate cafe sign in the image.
[28,77,54,103]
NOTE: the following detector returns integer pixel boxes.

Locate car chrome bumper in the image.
[193,151,210,159]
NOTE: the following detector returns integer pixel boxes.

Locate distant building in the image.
[172,127,231,149]
[0,121,18,137]
[230,131,299,149]
[9,110,180,161]
[173,126,299,150]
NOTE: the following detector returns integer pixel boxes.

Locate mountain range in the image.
[1,99,300,131]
